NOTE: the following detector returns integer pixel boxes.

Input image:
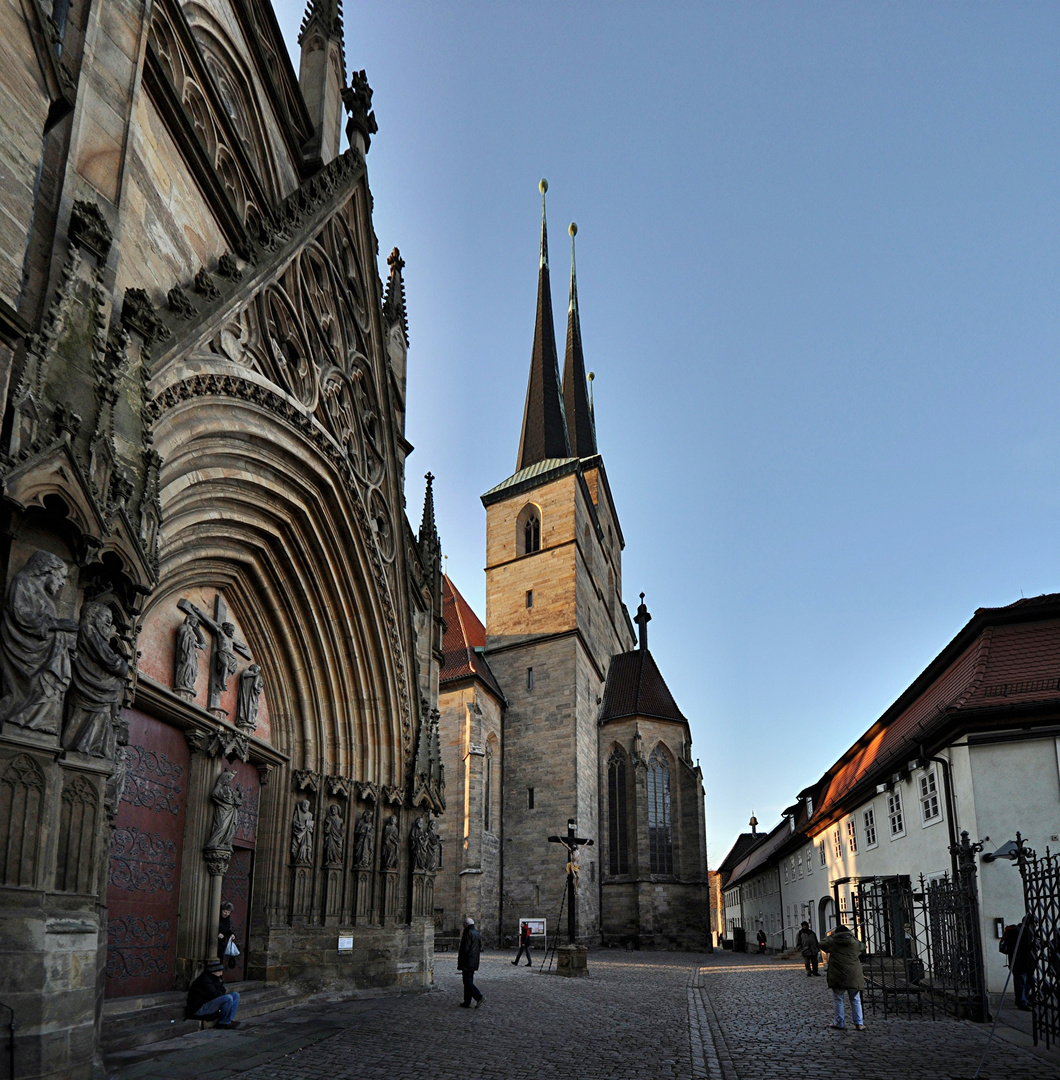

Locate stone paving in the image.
[108,949,1060,1080]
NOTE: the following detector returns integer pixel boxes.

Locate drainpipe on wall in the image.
[928,753,960,880]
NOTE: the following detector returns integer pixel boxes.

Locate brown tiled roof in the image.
[599,648,686,724]
[440,576,504,701]
[809,593,1060,828]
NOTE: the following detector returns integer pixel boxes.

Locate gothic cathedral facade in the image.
[0,1,446,1076]
[437,188,710,950]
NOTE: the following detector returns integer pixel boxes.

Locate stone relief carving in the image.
[353,808,374,868]
[427,817,441,872]
[290,798,314,864]
[105,712,132,817]
[409,816,428,871]
[323,804,345,867]
[236,664,263,732]
[355,780,377,803]
[204,769,243,850]
[62,602,129,756]
[0,551,79,734]
[325,775,351,798]
[203,848,231,877]
[174,613,206,699]
[293,769,320,792]
[381,814,399,870]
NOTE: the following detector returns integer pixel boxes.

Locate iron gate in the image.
[1014,834,1060,1048]
[832,835,987,1021]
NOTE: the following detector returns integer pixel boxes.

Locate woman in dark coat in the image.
[819,924,866,1030]
[457,916,483,1008]
[796,921,821,977]
[217,900,236,964]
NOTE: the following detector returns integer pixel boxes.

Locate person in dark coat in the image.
[756,928,767,954]
[512,921,532,967]
[819,924,866,1030]
[457,915,484,1007]
[1001,915,1037,1010]
[185,959,240,1027]
[796,921,821,977]
[217,900,235,963]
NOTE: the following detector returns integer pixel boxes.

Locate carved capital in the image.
[203,847,232,876]
[184,728,212,755]
[257,762,273,787]
[70,200,112,261]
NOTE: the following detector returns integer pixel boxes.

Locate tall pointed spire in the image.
[561,221,598,459]
[419,471,439,555]
[516,179,570,471]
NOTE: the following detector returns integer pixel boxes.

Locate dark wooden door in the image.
[222,759,259,983]
[105,709,189,997]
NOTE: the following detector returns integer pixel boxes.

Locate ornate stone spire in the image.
[562,221,597,459]
[383,247,408,343]
[298,0,346,163]
[418,471,439,557]
[634,592,651,651]
[298,0,345,68]
[516,179,570,471]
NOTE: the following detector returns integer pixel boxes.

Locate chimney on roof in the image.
[634,593,651,651]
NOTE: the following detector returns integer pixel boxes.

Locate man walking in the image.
[796,920,821,976]
[512,921,532,967]
[458,915,484,1008]
[185,958,240,1028]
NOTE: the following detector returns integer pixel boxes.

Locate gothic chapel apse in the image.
[0,0,446,1075]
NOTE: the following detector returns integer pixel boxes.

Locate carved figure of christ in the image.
[176,595,252,714]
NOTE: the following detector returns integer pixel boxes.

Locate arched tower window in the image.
[607,748,629,875]
[517,503,541,555]
[484,736,497,834]
[648,748,674,875]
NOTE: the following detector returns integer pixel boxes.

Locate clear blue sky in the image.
[275,1,1060,865]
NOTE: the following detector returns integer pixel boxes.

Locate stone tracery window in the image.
[647,747,674,875]
[517,503,541,555]
[607,748,629,875]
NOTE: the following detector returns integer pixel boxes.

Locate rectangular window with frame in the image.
[833,829,842,860]
[863,806,878,848]
[526,589,533,608]
[888,788,905,837]
[845,818,858,854]
[797,853,803,878]
[819,843,827,867]
[783,863,789,884]
[806,846,813,875]
[919,771,941,824]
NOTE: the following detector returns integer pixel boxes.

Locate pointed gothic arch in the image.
[606,744,630,876]
[516,502,541,556]
[647,744,674,875]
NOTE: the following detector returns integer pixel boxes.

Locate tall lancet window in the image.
[607,749,629,875]
[484,743,493,834]
[648,748,674,874]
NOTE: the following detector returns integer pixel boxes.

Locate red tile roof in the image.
[599,647,687,724]
[440,576,504,700]
[809,593,1060,828]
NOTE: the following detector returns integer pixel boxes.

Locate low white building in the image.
[740,593,1060,997]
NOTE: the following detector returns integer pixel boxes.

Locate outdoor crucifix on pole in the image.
[548,818,594,945]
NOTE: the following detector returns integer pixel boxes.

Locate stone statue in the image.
[409,816,429,871]
[353,808,374,867]
[205,770,243,850]
[236,663,263,732]
[105,711,131,816]
[323,804,345,866]
[62,602,129,757]
[0,550,79,734]
[427,817,442,872]
[174,612,206,698]
[291,798,314,864]
[381,814,399,869]
[215,622,239,693]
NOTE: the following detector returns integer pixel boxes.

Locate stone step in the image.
[101,982,305,1053]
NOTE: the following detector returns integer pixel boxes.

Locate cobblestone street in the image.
[109,950,1060,1080]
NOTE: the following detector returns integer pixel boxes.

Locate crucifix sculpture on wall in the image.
[176,595,252,715]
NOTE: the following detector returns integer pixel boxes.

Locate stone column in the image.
[203,847,232,961]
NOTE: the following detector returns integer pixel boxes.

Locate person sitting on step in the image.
[186,958,241,1029]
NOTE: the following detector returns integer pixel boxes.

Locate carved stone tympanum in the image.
[62,602,129,757]
[0,551,79,734]
[291,798,314,864]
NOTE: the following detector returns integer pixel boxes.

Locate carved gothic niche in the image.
[55,773,100,893]
[0,754,45,888]
[293,769,320,793]
[326,775,351,799]
[355,780,377,803]
[381,785,404,807]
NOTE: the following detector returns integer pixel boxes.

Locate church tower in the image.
[482,182,634,942]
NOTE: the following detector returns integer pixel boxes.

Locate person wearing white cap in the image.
[457,915,484,1008]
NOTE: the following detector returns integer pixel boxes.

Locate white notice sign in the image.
[338,936,354,953]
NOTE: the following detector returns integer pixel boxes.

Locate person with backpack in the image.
[819,924,866,1031]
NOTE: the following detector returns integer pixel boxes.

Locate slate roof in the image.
[562,227,597,459]
[440,576,504,701]
[808,592,1060,829]
[599,647,687,724]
